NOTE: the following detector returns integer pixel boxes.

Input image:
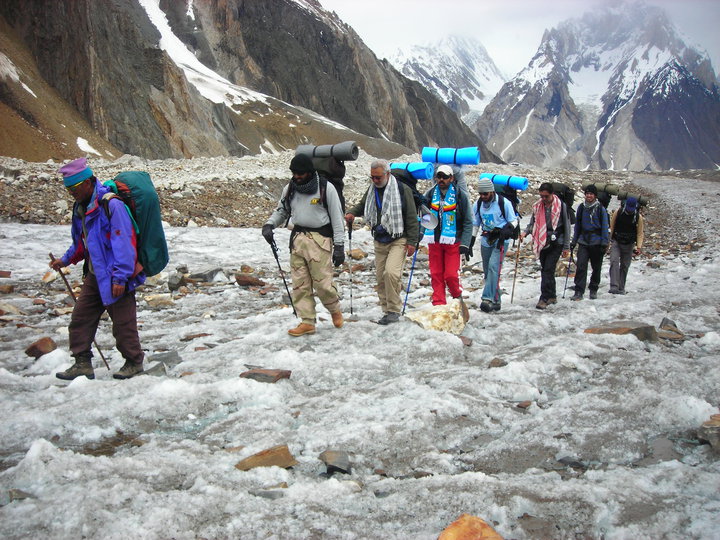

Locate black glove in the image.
[262,224,274,245]
[469,235,476,249]
[500,223,515,241]
[459,245,471,257]
[332,244,345,267]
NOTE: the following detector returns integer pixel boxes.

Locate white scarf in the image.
[364,175,404,238]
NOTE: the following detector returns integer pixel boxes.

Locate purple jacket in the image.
[61,180,145,306]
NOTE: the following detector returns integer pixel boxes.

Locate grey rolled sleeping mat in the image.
[295,141,359,161]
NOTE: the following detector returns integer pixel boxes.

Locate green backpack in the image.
[102,171,169,277]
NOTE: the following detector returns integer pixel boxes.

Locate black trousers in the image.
[539,241,563,301]
[574,244,605,295]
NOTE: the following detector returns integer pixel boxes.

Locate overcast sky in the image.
[320,0,720,78]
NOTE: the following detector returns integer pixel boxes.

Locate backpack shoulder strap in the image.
[319,176,328,209]
[100,193,139,233]
[497,194,506,221]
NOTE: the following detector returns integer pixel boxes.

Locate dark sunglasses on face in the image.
[370,174,386,181]
[436,173,451,180]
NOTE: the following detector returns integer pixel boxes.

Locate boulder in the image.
[348,248,367,260]
[584,321,658,342]
[144,294,175,308]
[404,299,466,335]
[438,513,503,540]
[189,267,225,282]
[319,450,351,475]
[240,368,291,383]
[235,444,298,471]
[0,284,14,294]
[698,414,720,453]
[0,270,11,278]
[25,337,57,358]
[234,273,266,287]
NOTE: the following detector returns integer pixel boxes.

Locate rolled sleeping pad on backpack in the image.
[617,192,649,206]
[421,146,480,165]
[295,141,359,161]
[582,182,620,195]
[390,162,434,180]
[479,173,528,191]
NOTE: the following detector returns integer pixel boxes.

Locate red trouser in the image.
[69,273,144,364]
[428,242,462,305]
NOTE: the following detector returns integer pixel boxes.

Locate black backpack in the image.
[392,168,429,211]
[551,182,576,224]
[311,156,346,212]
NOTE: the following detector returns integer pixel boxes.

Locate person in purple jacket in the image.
[50,158,146,380]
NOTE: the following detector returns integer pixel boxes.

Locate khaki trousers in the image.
[373,237,408,314]
[290,232,340,325]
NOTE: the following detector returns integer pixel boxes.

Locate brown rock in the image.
[0,270,11,278]
[438,514,504,540]
[348,248,367,260]
[584,321,658,342]
[25,337,57,358]
[234,273,266,287]
[350,263,366,273]
[319,450,351,474]
[489,358,507,368]
[517,400,532,409]
[33,298,47,305]
[240,264,254,274]
[234,444,298,471]
[239,368,291,383]
[458,336,473,347]
[0,284,14,294]
[181,332,212,342]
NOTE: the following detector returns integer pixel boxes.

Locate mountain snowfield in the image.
[390,35,507,122]
[0,165,719,538]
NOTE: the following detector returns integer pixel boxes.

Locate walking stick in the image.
[562,248,574,299]
[401,239,421,316]
[48,253,110,369]
[269,240,297,317]
[510,240,522,304]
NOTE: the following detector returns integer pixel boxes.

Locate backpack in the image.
[101,171,169,277]
[312,156,346,212]
[391,167,429,211]
[551,182,576,224]
[475,193,520,240]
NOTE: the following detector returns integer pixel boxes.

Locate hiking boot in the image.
[288,323,316,337]
[589,290,598,300]
[536,299,548,310]
[480,300,492,313]
[377,312,400,325]
[547,297,557,305]
[608,287,621,294]
[113,361,144,379]
[571,293,583,301]
[491,302,501,312]
[56,355,94,380]
[331,311,344,328]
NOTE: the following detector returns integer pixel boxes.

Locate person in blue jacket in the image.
[472,177,518,312]
[49,158,146,380]
[570,184,610,300]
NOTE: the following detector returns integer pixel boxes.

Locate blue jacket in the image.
[61,180,145,306]
[573,202,610,247]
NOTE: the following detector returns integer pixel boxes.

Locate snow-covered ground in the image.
[0,175,718,539]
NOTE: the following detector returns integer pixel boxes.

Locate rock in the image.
[240,264,254,273]
[144,294,175,308]
[584,321,658,342]
[248,488,285,500]
[516,400,532,409]
[180,332,212,342]
[348,248,367,260]
[25,337,57,358]
[350,263,366,273]
[148,351,182,367]
[0,302,23,315]
[458,336,472,347]
[0,284,14,294]
[8,489,35,502]
[234,444,298,471]
[404,299,466,335]
[438,514,503,540]
[239,368,292,383]
[167,273,185,291]
[234,273,266,287]
[0,270,11,278]
[189,267,225,282]
[143,362,167,377]
[698,414,720,453]
[489,358,507,368]
[319,450,351,475]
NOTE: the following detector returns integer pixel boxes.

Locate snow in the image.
[1,174,719,538]
[0,52,37,98]
[76,138,101,156]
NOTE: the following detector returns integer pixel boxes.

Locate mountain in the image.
[474,1,720,171]
[390,35,506,124]
[0,0,499,163]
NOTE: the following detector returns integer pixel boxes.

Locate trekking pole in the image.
[269,240,297,317]
[562,248,574,299]
[510,240,522,304]
[401,240,421,316]
[348,226,354,318]
[48,253,110,369]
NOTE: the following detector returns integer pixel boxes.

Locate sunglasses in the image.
[370,174,386,181]
[436,173,451,180]
[67,179,87,192]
